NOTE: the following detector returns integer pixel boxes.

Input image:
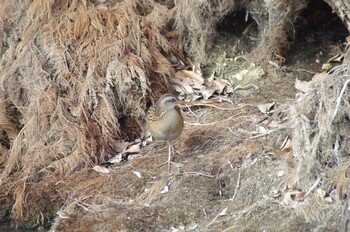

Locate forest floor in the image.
[46,19,346,231]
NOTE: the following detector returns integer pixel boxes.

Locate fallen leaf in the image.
[218,208,228,216]
[133,171,142,178]
[171,77,194,94]
[107,154,123,163]
[311,72,328,83]
[201,85,216,100]
[125,143,141,153]
[175,70,204,85]
[346,35,350,44]
[257,102,275,115]
[257,126,268,134]
[280,136,291,151]
[321,63,332,70]
[280,191,304,205]
[276,170,285,177]
[291,191,306,201]
[213,79,228,94]
[160,185,170,194]
[295,79,310,93]
[327,53,344,63]
[324,196,333,203]
[114,141,130,153]
[92,165,110,174]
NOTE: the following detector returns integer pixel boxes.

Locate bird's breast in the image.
[148,108,184,141]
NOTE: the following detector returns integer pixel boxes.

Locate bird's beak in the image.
[176,100,193,106]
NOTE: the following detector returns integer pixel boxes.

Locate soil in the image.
[2,4,348,232]
[49,21,346,232]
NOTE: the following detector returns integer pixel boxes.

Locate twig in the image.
[302,177,321,201]
[206,207,228,228]
[296,68,317,75]
[332,78,350,122]
[231,171,241,201]
[248,127,286,139]
[179,172,214,178]
[190,103,252,111]
[233,84,259,92]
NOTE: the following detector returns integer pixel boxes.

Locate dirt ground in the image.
[39,10,348,232]
[1,4,348,232]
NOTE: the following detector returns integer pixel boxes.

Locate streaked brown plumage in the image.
[147,94,187,173]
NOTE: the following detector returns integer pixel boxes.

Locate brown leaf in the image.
[171,77,194,94]
[124,143,141,153]
[295,79,310,93]
[257,102,275,115]
[346,35,350,44]
[280,136,291,151]
[92,165,110,174]
[291,191,306,201]
[213,79,228,94]
[175,70,204,85]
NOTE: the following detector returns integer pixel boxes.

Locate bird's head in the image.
[157,94,189,110]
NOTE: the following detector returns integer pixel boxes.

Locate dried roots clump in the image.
[175,0,308,64]
[0,0,178,225]
[285,50,350,222]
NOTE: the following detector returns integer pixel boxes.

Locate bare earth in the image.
[47,25,345,231]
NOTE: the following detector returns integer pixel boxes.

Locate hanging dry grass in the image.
[0,0,179,226]
[284,49,350,222]
[174,0,308,65]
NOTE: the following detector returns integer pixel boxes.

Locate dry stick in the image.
[179,172,214,178]
[189,103,253,111]
[233,84,259,92]
[302,177,321,201]
[248,127,287,139]
[231,171,241,201]
[297,68,317,75]
[332,78,350,122]
[206,207,228,228]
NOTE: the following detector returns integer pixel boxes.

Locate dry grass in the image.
[284,50,350,224]
[0,0,179,226]
[174,0,308,65]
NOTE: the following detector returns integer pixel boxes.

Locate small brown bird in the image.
[147,94,189,173]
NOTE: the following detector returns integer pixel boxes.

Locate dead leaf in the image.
[257,102,275,115]
[346,35,350,44]
[311,72,328,83]
[107,154,123,164]
[291,191,306,201]
[276,170,285,177]
[327,53,344,63]
[133,171,142,178]
[114,141,130,153]
[218,208,228,216]
[175,70,204,85]
[124,143,141,153]
[213,79,228,94]
[201,85,216,100]
[92,165,110,174]
[295,79,310,93]
[280,136,291,151]
[295,72,329,93]
[321,63,332,70]
[171,77,194,94]
[280,191,305,205]
[257,126,268,134]
[160,184,170,194]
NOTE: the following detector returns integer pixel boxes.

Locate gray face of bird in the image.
[157,94,178,110]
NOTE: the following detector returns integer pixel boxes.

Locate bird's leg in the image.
[168,141,172,174]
